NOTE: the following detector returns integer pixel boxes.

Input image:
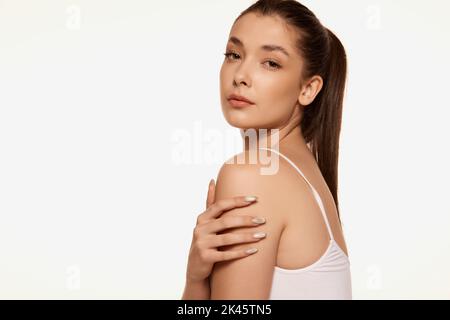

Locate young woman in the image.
[182,0,351,300]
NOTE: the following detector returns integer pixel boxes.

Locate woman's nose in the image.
[233,62,252,87]
[233,72,251,87]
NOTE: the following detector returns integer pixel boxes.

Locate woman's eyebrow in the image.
[228,36,290,58]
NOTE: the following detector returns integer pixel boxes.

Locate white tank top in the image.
[258,147,352,300]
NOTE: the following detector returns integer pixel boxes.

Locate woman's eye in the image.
[223,52,281,70]
[264,60,281,70]
[224,52,240,60]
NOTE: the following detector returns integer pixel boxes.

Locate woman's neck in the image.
[242,125,309,154]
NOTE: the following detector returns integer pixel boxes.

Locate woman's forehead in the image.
[229,13,297,53]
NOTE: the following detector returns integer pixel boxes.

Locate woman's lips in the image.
[227,99,255,108]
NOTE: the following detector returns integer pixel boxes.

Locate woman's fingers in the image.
[209,231,267,248]
[210,247,259,262]
[197,196,256,224]
[198,196,258,224]
[187,184,261,283]
[205,178,216,209]
[203,215,266,234]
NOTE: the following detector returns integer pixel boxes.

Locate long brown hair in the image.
[235,0,347,221]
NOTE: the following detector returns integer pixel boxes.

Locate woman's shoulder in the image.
[215,149,313,219]
[218,149,296,182]
[216,149,325,218]
[214,149,290,222]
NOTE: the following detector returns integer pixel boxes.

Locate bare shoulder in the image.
[215,149,298,221]
[209,150,297,299]
[214,149,314,220]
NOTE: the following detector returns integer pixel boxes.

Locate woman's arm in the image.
[209,153,287,299]
[181,278,210,300]
[181,178,265,300]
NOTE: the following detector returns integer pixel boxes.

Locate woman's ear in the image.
[298,75,323,106]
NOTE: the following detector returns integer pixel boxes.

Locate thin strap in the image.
[258,147,334,241]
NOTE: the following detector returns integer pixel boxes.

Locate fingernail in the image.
[253,232,266,239]
[244,195,257,202]
[246,248,258,254]
[209,179,215,186]
[252,217,266,224]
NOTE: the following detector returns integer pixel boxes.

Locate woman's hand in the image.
[185,179,266,283]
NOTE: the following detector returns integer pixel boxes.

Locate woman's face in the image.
[220,13,305,130]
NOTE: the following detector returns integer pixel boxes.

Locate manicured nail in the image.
[252,217,266,224]
[253,232,266,239]
[244,195,257,202]
[246,248,258,254]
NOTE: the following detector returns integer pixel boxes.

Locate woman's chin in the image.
[222,113,258,129]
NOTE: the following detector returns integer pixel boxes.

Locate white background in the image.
[0,0,449,299]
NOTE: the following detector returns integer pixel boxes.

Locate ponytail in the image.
[307,28,347,221]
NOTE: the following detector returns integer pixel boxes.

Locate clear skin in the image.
[181,179,264,300]
[186,181,268,283]
[182,12,348,299]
